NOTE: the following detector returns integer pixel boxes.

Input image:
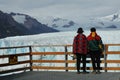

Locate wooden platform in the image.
[0,71,120,80]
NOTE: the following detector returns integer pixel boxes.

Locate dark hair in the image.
[90,27,96,32]
[77,27,84,33]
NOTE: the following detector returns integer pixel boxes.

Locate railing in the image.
[104,44,120,72]
[0,46,31,74]
[0,44,120,74]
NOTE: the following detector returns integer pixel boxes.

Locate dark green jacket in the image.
[88,40,104,51]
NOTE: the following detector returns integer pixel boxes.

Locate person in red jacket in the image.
[73,27,88,74]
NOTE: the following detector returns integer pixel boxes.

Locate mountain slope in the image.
[10,13,59,34]
[89,11,120,29]
[0,10,58,38]
[0,11,30,38]
[38,17,80,31]
[38,11,120,30]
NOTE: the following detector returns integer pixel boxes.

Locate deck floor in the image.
[0,71,120,80]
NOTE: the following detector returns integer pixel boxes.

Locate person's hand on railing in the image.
[71,54,76,60]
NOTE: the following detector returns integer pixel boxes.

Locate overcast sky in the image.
[0,0,120,24]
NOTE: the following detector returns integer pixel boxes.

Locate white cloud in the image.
[0,0,120,24]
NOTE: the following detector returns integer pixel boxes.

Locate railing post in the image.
[65,46,68,72]
[104,44,108,72]
[29,46,33,71]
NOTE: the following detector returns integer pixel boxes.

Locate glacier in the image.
[0,30,120,47]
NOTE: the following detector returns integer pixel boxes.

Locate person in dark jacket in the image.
[87,27,104,74]
[73,27,88,74]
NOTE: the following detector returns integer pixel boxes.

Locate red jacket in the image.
[87,32,101,41]
[73,34,87,54]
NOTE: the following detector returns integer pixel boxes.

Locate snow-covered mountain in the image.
[10,13,58,33]
[38,11,120,31]
[1,9,120,39]
[0,10,58,38]
[90,11,120,29]
[38,16,80,31]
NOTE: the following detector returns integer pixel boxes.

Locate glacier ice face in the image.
[0,30,120,54]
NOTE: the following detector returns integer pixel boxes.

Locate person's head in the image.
[90,27,96,37]
[77,27,84,33]
[90,27,96,32]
